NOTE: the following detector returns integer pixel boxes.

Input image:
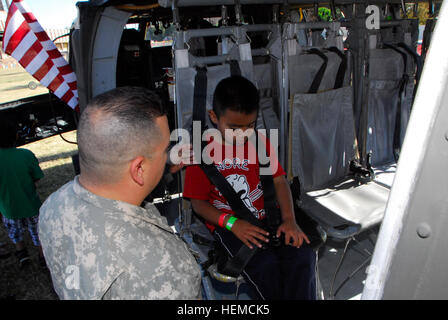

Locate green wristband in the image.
[225,216,238,231]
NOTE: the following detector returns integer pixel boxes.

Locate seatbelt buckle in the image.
[350,155,375,183]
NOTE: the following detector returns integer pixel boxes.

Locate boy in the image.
[183,76,316,300]
[0,118,45,268]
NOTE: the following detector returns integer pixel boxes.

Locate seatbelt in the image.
[384,43,408,162]
[199,163,261,278]
[256,133,282,237]
[200,164,263,228]
[326,47,348,90]
[228,59,242,77]
[397,42,423,104]
[422,19,435,62]
[307,48,328,94]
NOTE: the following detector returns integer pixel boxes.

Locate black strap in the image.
[199,164,263,228]
[422,19,435,61]
[199,163,262,277]
[397,42,423,104]
[384,43,409,161]
[307,48,328,94]
[228,60,242,77]
[217,243,258,278]
[326,47,348,90]
[256,132,282,230]
[192,67,208,130]
[384,43,408,79]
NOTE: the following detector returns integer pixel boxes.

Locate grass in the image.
[0,66,49,104]
[24,131,78,201]
[0,130,78,300]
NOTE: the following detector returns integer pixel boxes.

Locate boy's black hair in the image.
[0,117,18,149]
[212,75,259,118]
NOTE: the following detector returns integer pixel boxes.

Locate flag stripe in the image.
[10,30,35,61]
[58,65,73,75]
[33,57,52,81]
[48,76,63,93]
[61,90,74,104]
[5,20,28,54]
[53,56,69,67]
[47,48,62,59]
[28,21,44,33]
[53,80,69,97]
[40,39,54,51]
[2,3,19,50]
[25,49,48,76]
[68,96,79,110]
[63,73,77,83]
[35,31,51,42]
[40,65,59,87]
[22,12,37,23]
[19,40,41,67]
[68,82,78,92]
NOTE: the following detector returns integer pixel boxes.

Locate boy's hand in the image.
[231,219,270,249]
[168,144,196,174]
[276,219,310,248]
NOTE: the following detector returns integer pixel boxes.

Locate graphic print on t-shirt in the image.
[213,173,265,219]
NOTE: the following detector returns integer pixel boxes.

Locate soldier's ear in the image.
[129,156,145,186]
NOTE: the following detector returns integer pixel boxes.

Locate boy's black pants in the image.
[214,228,317,300]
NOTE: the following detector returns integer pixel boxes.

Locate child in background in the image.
[0,118,45,268]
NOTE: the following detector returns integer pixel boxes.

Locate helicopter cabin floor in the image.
[317,226,379,300]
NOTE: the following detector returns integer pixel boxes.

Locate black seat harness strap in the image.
[326,46,348,90]
[384,43,409,162]
[199,163,260,277]
[228,59,242,77]
[307,48,328,94]
[257,135,282,232]
[397,42,423,104]
[199,164,263,227]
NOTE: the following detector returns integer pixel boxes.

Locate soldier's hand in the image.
[230,219,270,249]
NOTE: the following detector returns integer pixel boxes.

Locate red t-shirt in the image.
[183,134,285,232]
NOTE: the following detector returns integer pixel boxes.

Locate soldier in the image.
[38,87,201,300]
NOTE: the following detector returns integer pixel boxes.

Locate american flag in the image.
[2,0,78,111]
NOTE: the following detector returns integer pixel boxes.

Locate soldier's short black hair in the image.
[212,76,259,118]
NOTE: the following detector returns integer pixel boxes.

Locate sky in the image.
[3,0,82,30]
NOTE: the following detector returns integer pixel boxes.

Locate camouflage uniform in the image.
[39,176,201,300]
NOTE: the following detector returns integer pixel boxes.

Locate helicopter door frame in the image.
[363,0,448,300]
